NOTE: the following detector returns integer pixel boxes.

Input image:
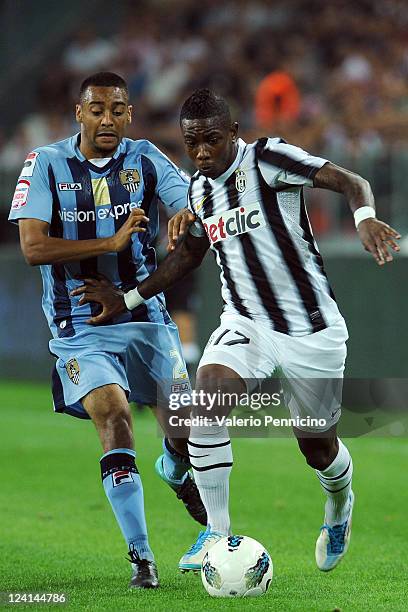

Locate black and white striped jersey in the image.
[188,137,342,337]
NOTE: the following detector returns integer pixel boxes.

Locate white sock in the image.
[316,439,353,526]
[188,425,232,536]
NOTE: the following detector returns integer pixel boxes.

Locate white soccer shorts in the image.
[198,313,349,431]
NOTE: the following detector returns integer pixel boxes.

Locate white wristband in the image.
[124,287,145,310]
[354,206,376,228]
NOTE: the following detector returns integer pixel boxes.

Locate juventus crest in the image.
[235,169,247,193]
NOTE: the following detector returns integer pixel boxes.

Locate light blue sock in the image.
[100,448,154,561]
[162,438,190,484]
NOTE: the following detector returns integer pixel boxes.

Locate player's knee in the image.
[109,403,133,434]
[196,365,225,392]
[91,401,132,433]
[196,365,246,405]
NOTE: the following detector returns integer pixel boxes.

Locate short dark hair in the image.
[79,72,129,101]
[180,89,231,128]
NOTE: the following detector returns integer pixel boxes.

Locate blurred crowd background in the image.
[1,0,408,242]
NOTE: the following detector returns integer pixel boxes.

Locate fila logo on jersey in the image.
[58,183,82,191]
[112,470,134,487]
[203,203,266,244]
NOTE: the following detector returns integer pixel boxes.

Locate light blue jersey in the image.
[9,134,191,418]
[9,134,189,338]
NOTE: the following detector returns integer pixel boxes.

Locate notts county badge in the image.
[119,169,141,193]
[65,358,80,385]
[235,169,246,193]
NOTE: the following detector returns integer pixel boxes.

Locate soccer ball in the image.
[201,535,273,597]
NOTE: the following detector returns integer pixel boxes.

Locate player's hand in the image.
[109,208,149,253]
[168,208,195,251]
[70,274,126,324]
[357,218,401,265]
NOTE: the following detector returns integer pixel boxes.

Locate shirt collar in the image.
[71,133,127,161]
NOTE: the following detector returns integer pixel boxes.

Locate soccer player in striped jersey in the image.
[72,89,400,573]
[8,73,208,589]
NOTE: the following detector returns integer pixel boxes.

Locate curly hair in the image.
[180,88,231,127]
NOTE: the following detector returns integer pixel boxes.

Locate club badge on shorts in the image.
[65,358,80,385]
[119,169,141,193]
[235,169,247,193]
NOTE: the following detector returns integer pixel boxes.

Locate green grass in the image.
[0,381,407,611]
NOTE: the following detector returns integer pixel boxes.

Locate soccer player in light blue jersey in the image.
[8,72,206,589]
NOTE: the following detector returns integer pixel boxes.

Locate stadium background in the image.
[1,1,407,610]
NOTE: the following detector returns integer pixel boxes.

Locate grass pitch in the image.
[0,381,407,611]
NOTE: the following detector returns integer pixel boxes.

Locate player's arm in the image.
[18,209,149,265]
[137,227,209,298]
[258,139,400,266]
[313,162,401,265]
[70,227,209,324]
[167,208,196,251]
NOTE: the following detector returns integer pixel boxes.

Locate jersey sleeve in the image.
[147,143,190,211]
[8,150,53,224]
[257,138,328,188]
[186,179,206,237]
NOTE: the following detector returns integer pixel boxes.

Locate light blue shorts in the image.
[50,321,190,419]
